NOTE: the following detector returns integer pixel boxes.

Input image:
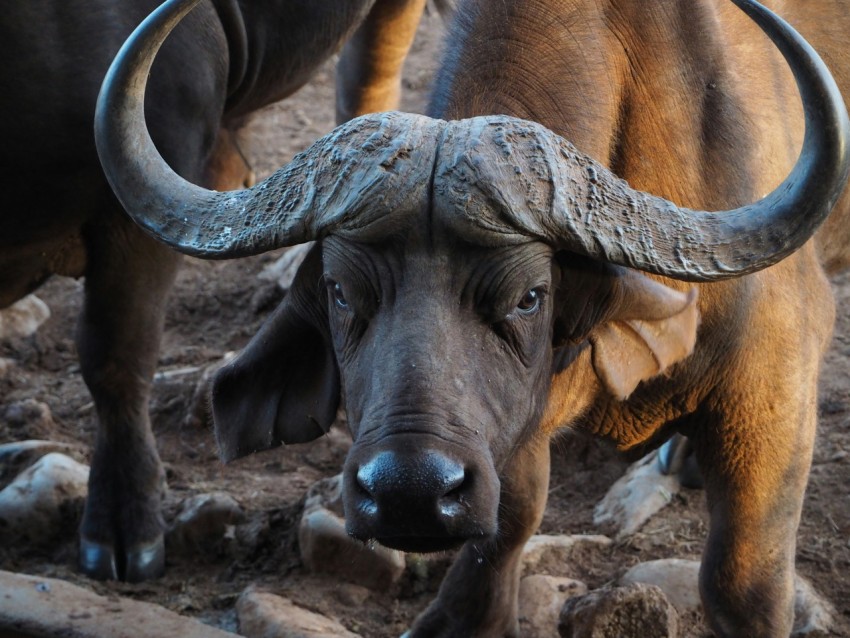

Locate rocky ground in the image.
[1,9,849,638]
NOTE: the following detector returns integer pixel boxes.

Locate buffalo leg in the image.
[408,433,551,638]
[76,208,179,582]
[335,0,428,124]
[696,390,817,637]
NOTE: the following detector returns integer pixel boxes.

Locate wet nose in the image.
[347,448,484,548]
[355,449,468,517]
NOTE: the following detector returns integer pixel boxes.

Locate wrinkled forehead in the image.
[324,113,567,249]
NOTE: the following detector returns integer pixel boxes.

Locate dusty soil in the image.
[2,10,849,637]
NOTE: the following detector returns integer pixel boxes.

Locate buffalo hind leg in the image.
[408,433,550,638]
[76,209,179,582]
[696,392,817,637]
[335,0,428,124]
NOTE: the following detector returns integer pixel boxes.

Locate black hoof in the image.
[125,536,166,583]
[79,537,118,580]
[79,535,165,582]
[658,435,704,489]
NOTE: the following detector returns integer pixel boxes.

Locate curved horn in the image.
[95,0,440,258]
[435,0,850,281]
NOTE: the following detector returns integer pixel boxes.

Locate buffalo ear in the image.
[588,272,699,400]
[211,245,339,462]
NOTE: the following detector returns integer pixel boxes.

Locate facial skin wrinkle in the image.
[354,407,490,448]
[485,248,552,318]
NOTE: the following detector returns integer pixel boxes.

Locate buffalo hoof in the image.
[79,535,165,583]
[657,435,703,490]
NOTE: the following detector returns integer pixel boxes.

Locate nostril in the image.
[438,467,472,518]
[438,462,466,494]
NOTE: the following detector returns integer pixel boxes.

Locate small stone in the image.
[237,586,360,638]
[3,400,57,439]
[334,583,371,607]
[303,474,344,517]
[519,575,588,638]
[0,439,82,485]
[0,570,234,637]
[182,352,236,429]
[0,453,89,545]
[558,583,679,638]
[0,357,13,379]
[299,506,405,590]
[522,534,613,577]
[0,294,50,340]
[794,575,835,636]
[259,242,313,291]
[167,492,246,555]
[593,451,681,538]
[620,558,701,615]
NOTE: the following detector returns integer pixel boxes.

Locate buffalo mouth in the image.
[373,534,485,554]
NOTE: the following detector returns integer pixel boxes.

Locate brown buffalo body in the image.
[95,0,850,636]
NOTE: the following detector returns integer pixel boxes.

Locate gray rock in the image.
[333,583,372,607]
[0,452,89,545]
[303,474,345,517]
[0,294,50,340]
[0,569,233,638]
[237,585,360,638]
[3,400,57,440]
[519,575,588,638]
[259,243,313,291]
[522,534,613,577]
[620,558,701,615]
[181,351,236,429]
[593,451,680,538]
[299,506,405,590]
[0,439,82,485]
[559,583,679,638]
[167,491,246,555]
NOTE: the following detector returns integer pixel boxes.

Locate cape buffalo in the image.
[96,0,850,635]
[0,0,429,582]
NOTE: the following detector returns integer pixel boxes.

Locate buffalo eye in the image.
[327,280,349,310]
[516,288,543,315]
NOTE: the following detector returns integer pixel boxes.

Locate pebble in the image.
[558,583,679,638]
[182,351,236,429]
[3,400,57,440]
[593,450,681,538]
[0,452,89,545]
[333,583,372,607]
[620,558,701,615]
[167,491,246,555]
[0,294,50,340]
[519,574,588,637]
[521,534,612,577]
[0,439,82,485]
[298,506,405,590]
[237,585,360,638]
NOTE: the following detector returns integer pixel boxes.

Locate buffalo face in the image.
[323,230,557,551]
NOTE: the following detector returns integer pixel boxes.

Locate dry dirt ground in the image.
[2,10,850,638]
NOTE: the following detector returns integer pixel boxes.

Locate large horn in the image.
[434,0,850,281]
[95,0,440,258]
